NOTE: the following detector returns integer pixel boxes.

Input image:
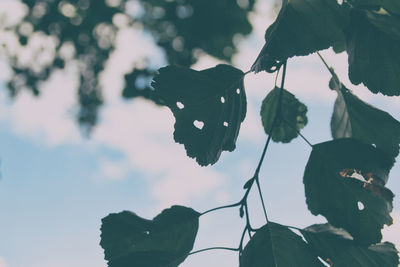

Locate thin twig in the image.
[282,118,313,147]
[200,201,241,216]
[188,246,239,256]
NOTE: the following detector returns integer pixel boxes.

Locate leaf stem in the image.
[188,246,239,256]
[200,201,242,216]
[282,118,313,147]
[316,52,336,78]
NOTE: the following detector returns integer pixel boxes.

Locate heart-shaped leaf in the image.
[304,138,395,244]
[260,87,308,143]
[240,222,324,267]
[252,0,349,72]
[152,64,247,166]
[346,10,400,95]
[301,224,399,267]
[330,76,400,158]
[100,206,200,267]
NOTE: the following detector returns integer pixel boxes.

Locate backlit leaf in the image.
[252,0,348,72]
[100,206,200,267]
[346,10,400,95]
[330,77,400,158]
[304,138,395,244]
[260,87,308,143]
[301,224,399,267]
[152,64,247,166]
[240,222,324,267]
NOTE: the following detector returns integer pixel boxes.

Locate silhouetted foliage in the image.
[100,0,400,266]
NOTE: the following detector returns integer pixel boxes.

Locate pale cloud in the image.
[0,257,8,267]
[93,100,226,208]
[7,64,81,145]
[99,159,131,180]
[383,211,400,250]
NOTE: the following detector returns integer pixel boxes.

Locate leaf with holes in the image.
[100,206,200,267]
[240,222,324,267]
[152,64,246,166]
[304,138,395,245]
[330,77,400,157]
[251,0,349,72]
[260,87,308,143]
[346,10,400,95]
[301,223,399,267]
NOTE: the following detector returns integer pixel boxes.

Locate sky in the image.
[0,0,399,267]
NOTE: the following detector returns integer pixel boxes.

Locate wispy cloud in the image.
[0,257,8,267]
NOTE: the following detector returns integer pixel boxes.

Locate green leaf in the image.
[152,64,247,166]
[304,138,395,244]
[330,77,400,158]
[349,0,400,15]
[260,87,308,143]
[240,222,324,267]
[346,10,400,95]
[301,224,400,267]
[252,0,349,72]
[100,206,200,267]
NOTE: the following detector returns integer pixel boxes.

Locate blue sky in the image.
[0,1,399,267]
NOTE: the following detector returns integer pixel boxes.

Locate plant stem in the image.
[282,118,313,147]
[316,51,336,77]
[200,201,241,216]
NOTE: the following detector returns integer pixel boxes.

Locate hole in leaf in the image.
[193,120,204,130]
[220,96,225,103]
[144,230,150,235]
[339,168,364,182]
[372,143,376,148]
[290,228,308,244]
[236,88,241,94]
[357,201,365,211]
[223,122,229,127]
[318,256,331,267]
[176,101,184,109]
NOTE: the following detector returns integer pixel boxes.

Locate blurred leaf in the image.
[240,222,324,267]
[330,77,400,157]
[100,206,200,267]
[260,87,308,143]
[252,0,349,72]
[152,64,247,166]
[304,138,395,244]
[346,10,400,95]
[301,223,400,267]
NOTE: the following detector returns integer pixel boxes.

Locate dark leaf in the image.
[301,223,399,267]
[252,0,349,72]
[152,64,247,166]
[240,222,324,267]
[349,0,400,15]
[304,138,395,244]
[330,77,400,157]
[100,206,200,267]
[346,10,400,95]
[260,87,308,143]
